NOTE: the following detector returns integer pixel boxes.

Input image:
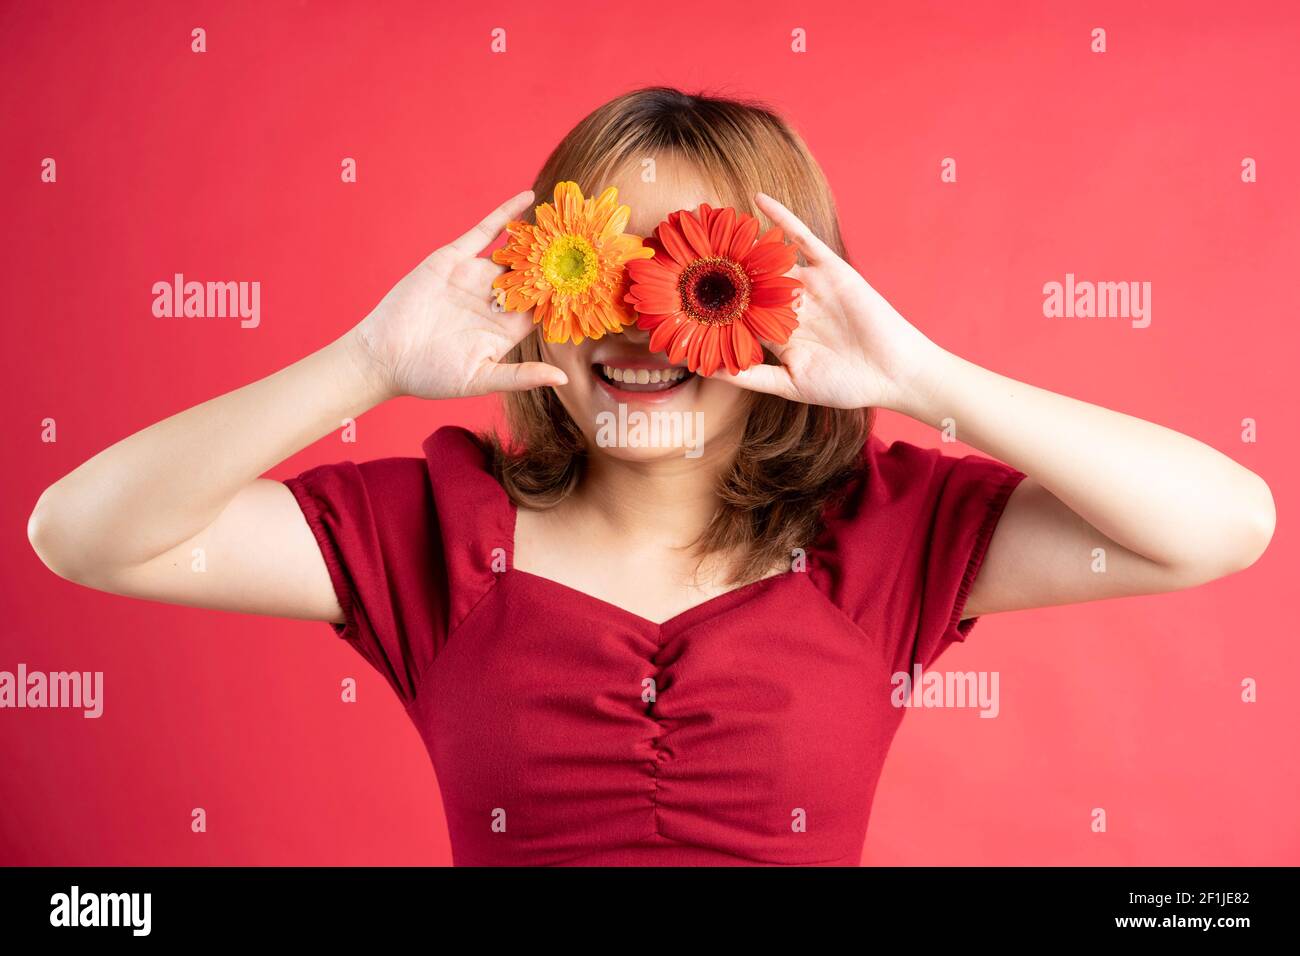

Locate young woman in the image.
[28,88,1275,866]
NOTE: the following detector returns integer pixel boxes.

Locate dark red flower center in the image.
[678,256,751,326]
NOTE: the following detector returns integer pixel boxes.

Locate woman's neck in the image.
[568,436,738,550]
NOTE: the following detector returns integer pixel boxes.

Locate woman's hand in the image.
[348,190,568,401]
[28,189,566,618]
[716,192,943,414]
[718,196,1273,621]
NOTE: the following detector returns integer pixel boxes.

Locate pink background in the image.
[2,0,1297,865]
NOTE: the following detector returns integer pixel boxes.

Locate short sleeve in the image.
[284,456,448,706]
[812,437,1026,673]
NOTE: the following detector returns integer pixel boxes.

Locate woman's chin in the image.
[579,390,713,462]
[587,442,702,464]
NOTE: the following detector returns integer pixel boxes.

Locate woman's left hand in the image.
[719,196,1275,627]
[716,192,943,413]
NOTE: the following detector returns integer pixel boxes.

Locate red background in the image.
[2,0,1297,865]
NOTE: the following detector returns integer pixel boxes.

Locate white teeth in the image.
[600,365,687,385]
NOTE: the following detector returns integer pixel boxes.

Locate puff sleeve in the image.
[812,437,1026,673]
[283,456,449,706]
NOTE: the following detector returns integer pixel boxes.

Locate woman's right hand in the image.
[28,188,567,623]
[348,189,568,401]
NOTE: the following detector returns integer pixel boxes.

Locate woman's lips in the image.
[591,362,695,401]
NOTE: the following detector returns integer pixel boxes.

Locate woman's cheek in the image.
[541,340,594,406]
[697,378,754,441]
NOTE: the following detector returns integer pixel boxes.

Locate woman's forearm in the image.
[28,331,389,579]
[905,347,1276,576]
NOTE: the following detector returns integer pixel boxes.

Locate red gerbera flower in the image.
[623,204,803,377]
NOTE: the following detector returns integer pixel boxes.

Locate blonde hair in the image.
[487,87,872,584]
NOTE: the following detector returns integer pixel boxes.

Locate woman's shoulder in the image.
[421,423,493,469]
[825,434,963,520]
[420,423,510,504]
[837,433,1020,504]
[814,433,1024,562]
[285,424,513,645]
[288,424,508,530]
[810,433,1025,669]
[280,425,511,706]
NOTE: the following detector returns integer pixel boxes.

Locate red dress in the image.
[284,426,1024,866]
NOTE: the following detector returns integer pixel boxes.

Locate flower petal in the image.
[626,256,680,284]
[708,206,736,256]
[657,218,696,268]
[677,207,715,260]
[720,319,740,374]
[686,321,706,372]
[742,240,797,280]
[732,321,761,371]
[745,305,799,343]
[667,321,695,365]
[553,181,584,229]
[750,276,802,306]
[647,312,687,353]
[698,326,722,377]
[626,289,681,314]
[727,214,761,260]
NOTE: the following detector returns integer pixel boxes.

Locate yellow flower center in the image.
[541,234,599,295]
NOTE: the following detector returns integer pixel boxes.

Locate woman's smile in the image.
[591,355,697,403]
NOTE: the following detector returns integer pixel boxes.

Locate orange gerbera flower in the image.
[491,182,654,345]
[623,204,802,377]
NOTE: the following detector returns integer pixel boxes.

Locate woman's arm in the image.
[27,189,563,620]
[910,352,1275,616]
[27,336,386,620]
[721,192,1276,615]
